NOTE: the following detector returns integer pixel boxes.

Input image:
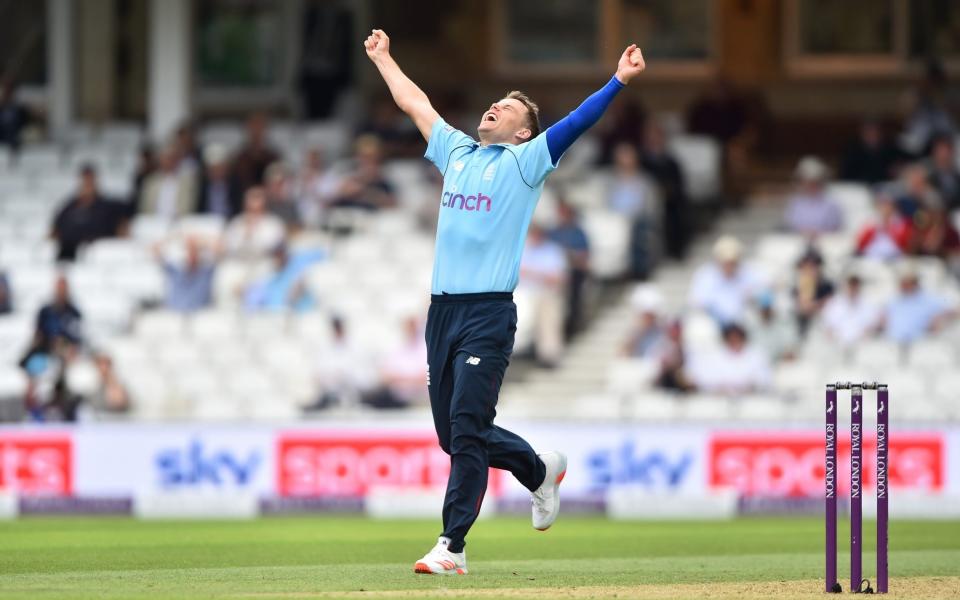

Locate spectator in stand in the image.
[882,265,955,344]
[791,249,834,335]
[331,135,397,211]
[520,224,568,368]
[822,273,881,350]
[688,322,771,395]
[688,236,767,325]
[232,112,281,192]
[90,353,130,413]
[130,144,157,209]
[687,77,767,204]
[746,292,799,362]
[656,319,691,392]
[927,134,960,212]
[608,143,656,278]
[196,144,241,219]
[548,199,590,339]
[0,271,11,314]
[295,147,338,228]
[139,145,197,221]
[364,316,428,409]
[620,286,693,391]
[263,162,303,230]
[896,163,943,219]
[855,193,912,260]
[901,60,956,157]
[784,157,843,236]
[307,316,373,410]
[687,77,748,147]
[25,275,83,357]
[909,208,960,272]
[224,187,287,260]
[0,79,30,150]
[243,244,316,313]
[620,285,666,359]
[356,97,422,158]
[51,165,122,261]
[172,122,203,174]
[597,99,646,164]
[154,237,220,313]
[839,118,901,184]
[19,276,84,422]
[641,122,689,260]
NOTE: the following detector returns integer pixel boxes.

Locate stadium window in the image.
[193,0,302,113]
[195,0,284,87]
[618,0,716,77]
[493,0,716,79]
[909,0,960,62]
[799,0,895,55]
[783,0,933,78]
[493,0,603,77]
[0,2,48,86]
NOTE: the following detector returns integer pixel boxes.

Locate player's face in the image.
[478,98,530,143]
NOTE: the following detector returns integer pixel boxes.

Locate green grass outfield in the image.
[1,516,958,599]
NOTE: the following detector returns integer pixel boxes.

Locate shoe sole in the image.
[534,453,567,531]
[414,562,466,575]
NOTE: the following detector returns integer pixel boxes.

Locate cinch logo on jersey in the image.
[441,190,492,212]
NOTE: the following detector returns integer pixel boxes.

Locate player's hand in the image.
[364,29,391,61]
[615,44,645,84]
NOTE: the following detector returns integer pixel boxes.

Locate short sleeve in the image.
[424,118,475,174]
[510,132,559,187]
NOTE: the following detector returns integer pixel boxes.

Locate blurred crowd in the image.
[5,56,959,420]
[1,69,719,421]
[619,62,960,396]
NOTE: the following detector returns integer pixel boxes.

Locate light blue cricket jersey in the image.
[424,118,558,294]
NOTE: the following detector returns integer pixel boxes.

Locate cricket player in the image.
[364,28,646,575]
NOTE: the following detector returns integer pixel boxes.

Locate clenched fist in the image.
[615,44,646,85]
[364,29,390,61]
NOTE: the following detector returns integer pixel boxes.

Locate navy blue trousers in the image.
[426,292,546,552]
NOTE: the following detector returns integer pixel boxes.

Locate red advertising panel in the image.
[0,434,73,494]
[709,432,943,497]
[277,432,500,497]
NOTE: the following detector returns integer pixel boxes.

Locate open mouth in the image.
[483,112,498,123]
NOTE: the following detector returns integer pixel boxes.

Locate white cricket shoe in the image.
[532,450,567,531]
[413,536,467,575]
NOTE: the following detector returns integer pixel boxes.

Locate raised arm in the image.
[546,44,646,163]
[364,29,439,141]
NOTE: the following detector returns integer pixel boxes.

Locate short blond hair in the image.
[506,90,541,141]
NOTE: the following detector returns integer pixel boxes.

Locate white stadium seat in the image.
[681,310,721,352]
[0,365,28,400]
[176,215,226,240]
[136,311,187,340]
[736,395,786,421]
[933,371,960,402]
[302,122,350,157]
[155,340,203,369]
[667,134,721,203]
[883,370,929,399]
[17,145,63,173]
[630,392,679,422]
[189,310,240,342]
[908,339,956,371]
[773,361,822,398]
[679,395,733,420]
[607,358,658,395]
[826,183,874,233]
[100,122,144,150]
[853,339,904,370]
[582,210,631,278]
